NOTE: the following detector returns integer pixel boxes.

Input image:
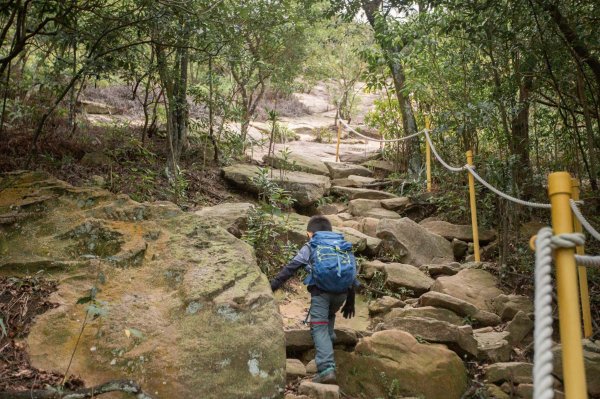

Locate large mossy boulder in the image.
[222,164,331,207]
[0,171,285,399]
[336,330,468,399]
[376,218,454,266]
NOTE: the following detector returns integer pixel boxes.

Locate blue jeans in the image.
[309,292,347,373]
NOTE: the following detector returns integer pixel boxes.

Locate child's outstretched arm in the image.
[269,244,310,291]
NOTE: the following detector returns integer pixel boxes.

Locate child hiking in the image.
[270,215,358,384]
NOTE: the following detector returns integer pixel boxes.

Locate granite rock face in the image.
[1,171,285,399]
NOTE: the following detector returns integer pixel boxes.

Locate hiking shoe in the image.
[312,367,336,384]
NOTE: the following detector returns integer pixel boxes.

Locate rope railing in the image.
[570,199,600,242]
[533,227,556,399]
[338,119,425,143]
[422,129,466,173]
[575,255,600,268]
[342,119,542,209]
[339,117,596,398]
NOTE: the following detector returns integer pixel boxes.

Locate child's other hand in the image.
[341,304,355,319]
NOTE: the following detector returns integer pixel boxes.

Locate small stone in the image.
[506,311,534,346]
[286,358,307,381]
[306,359,317,374]
[419,291,500,327]
[317,204,339,215]
[337,212,354,221]
[452,239,468,260]
[491,294,533,321]
[485,384,510,399]
[474,330,511,362]
[324,161,372,179]
[485,362,533,384]
[298,381,340,399]
[425,262,462,277]
[516,383,533,398]
[110,358,116,365]
[368,296,405,317]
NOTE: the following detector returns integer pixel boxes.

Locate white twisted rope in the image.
[534,227,556,399]
[534,230,587,399]
[423,130,466,172]
[575,255,600,267]
[464,165,552,209]
[424,130,553,208]
[570,199,600,242]
[338,119,425,143]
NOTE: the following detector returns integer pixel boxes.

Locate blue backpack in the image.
[308,231,356,294]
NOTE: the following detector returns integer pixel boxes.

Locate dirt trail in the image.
[246,82,383,162]
[275,280,370,332]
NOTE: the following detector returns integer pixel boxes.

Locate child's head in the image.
[306,215,332,238]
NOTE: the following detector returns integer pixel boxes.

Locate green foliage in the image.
[243,168,298,277]
[316,196,334,207]
[314,127,334,143]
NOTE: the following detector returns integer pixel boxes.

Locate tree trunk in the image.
[577,69,598,190]
[509,54,535,196]
[538,0,600,97]
[207,56,219,163]
[361,0,422,177]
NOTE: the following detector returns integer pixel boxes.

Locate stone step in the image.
[297,381,340,399]
[331,186,397,200]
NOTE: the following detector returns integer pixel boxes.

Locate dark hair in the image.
[307,215,332,233]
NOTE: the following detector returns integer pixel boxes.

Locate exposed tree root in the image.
[0,379,154,399]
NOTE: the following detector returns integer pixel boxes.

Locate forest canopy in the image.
[0,0,598,201]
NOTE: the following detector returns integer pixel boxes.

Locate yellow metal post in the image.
[466,150,481,261]
[549,172,588,399]
[426,117,432,192]
[336,121,341,162]
[572,178,593,338]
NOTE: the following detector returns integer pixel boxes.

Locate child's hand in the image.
[341,287,356,319]
[341,303,355,319]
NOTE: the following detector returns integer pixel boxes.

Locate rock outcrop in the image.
[420,220,497,243]
[263,152,329,176]
[324,161,373,179]
[376,218,454,266]
[336,330,468,399]
[431,268,503,311]
[378,317,479,358]
[2,171,285,399]
[222,164,331,207]
[331,186,397,200]
[362,260,434,295]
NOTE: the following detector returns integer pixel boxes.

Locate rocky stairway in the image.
[216,152,600,399]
